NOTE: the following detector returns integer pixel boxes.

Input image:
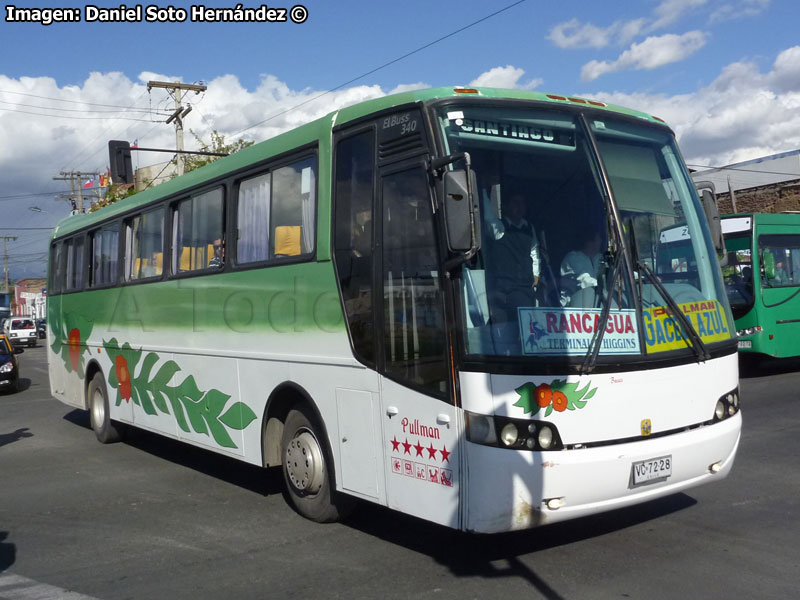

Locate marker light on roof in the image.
[454,88,479,94]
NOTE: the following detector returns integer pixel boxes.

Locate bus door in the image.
[377,160,461,528]
[757,228,800,356]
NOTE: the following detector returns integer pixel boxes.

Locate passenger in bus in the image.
[560,224,604,307]
[485,192,540,314]
[140,251,162,278]
[208,238,224,268]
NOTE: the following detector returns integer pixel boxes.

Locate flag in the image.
[99,173,107,187]
[83,177,94,189]
[131,139,138,148]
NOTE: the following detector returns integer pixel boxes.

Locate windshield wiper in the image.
[580,248,624,375]
[637,259,711,362]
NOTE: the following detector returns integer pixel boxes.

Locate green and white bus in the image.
[48,87,741,533]
[722,212,800,357]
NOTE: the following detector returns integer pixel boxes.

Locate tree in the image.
[183,130,254,173]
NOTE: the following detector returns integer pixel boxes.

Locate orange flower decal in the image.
[115,355,132,402]
[552,391,568,412]
[68,328,81,372]
[535,384,553,408]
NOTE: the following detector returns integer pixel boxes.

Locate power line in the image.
[0,190,70,201]
[61,89,152,173]
[0,88,156,110]
[688,163,800,177]
[0,106,158,121]
[231,0,528,138]
[0,99,170,116]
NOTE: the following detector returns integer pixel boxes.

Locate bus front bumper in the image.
[464,412,741,534]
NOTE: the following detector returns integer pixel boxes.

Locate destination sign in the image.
[518,307,640,356]
[449,116,575,147]
[644,300,731,353]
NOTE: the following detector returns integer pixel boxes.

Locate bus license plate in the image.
[632,455,672,486]
[738,340,752,349]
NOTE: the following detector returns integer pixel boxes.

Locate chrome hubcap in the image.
[284,429,324,495]
[91,388,105,430]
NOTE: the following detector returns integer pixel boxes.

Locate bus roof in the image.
[51,86,668,239]
[723,212,800,225]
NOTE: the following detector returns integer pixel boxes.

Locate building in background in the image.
[691,150,800,214]
[13,278,47,319]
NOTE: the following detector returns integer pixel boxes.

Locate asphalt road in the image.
[1,346,798,600]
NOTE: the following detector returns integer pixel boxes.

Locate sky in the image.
[1,0,799,280]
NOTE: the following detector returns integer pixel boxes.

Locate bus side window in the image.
[172,188,224,273]
[126,208,165,280]
[237,173,271,264]
[333,130,375,366]
[90,224,119,287]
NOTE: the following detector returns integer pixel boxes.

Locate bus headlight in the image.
[538,426,554,450]
[465,412,563,451]
[712,388,741,422]
[736,326,762,337]
[500,423,518,446]
[715,401,725,420]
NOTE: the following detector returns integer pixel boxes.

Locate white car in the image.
[7,317,38,348]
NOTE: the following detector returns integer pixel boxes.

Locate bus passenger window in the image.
[271,158,316,257]
[126,208,165,280]
[90,224,119,287]
[172,188,224,273]
[237,173,271,263]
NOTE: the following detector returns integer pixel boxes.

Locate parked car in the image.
[7,318,38,348]
[0,334,23,393]
[36,318,47,339]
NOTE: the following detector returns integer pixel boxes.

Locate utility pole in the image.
[727,175,738,213]
[147,80,207,176]
[2,236,17,293]
[53,171,103,214]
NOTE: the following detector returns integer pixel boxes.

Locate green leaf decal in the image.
[220,402,258,430]
[99,339,257,449]
[513,382,538,415]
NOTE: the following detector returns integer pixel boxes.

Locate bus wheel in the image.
[280,407,354,523]
[88,372,125,444]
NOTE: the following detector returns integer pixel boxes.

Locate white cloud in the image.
[548,0,705,49]
[710,0,770,23]
[581,31,707,81]
[548,17,646,49]
[0,71,418,278]
[649,0,708,30]
[584,45,800,167]
[470,66,542,90]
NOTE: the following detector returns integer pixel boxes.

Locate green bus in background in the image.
[722,212,800,357]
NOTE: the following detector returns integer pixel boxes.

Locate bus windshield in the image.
[437,103,734,361]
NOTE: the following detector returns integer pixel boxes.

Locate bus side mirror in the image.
[108,140,134,185]
[700,188,726,266]
[443,169,481,253]
[763,251,776,280]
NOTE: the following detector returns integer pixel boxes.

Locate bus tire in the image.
[88,372,125,444]
[280,406,355,523]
